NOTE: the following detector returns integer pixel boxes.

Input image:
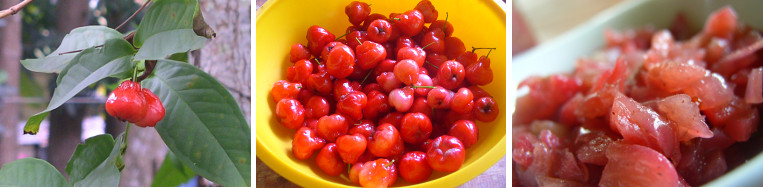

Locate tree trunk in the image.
[0,0,22,166]
[47,0,90,176]
[196,0,251,123]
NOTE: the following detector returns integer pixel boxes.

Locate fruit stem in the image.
[425,61,439,70]
[131,64,139,82]
[122,122,131,156]
[486,48,493,58]
[421,41,435,49]
[335,31,350,41]
[355,37,362,45]
[314,57,321,65]
[412,85,436,89]
[384,159,395,169]
[471,47,497,53]
[392,17,401,21]
[360,69,373,85]
[443,12,448,32]
[136,60,157,83]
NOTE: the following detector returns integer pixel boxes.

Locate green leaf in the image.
[21,26,123,73]
[151,151,196,187]
[134,29,206,61]
[70,133,125,186]
[0,158,69,186]
[142,60,250,186]
[23,38,136,135]
[133,0,198,48]
[65,134,122,186]
[168,52,190,63]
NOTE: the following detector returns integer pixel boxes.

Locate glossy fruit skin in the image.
[415,0,438,23]
[448,120,478,148]
[307,72,333,96]
[326,44,356,79]
[290,43,311,63]
[345,1,371,26]
[427,86,452,109]
[305,96,330,119]
[349,120,376,140]
[437,60,465,90]
[413,74,433,96]
[400,112,433,144]
[473,97,499,122]
[451,88,475,114]
[356,41,387,70]
[321,41,344,60]
[134,88,165,127]
[409,97,433,118]
[367,19,393,43]
[456,51,479,67]
[293,59,314,84]
[292,127,326,160]
[421,28,445,54]
[444,37,465,59]
[379,112,405,130]
[393,59,420,85]
[317,114,350,142]
[362,13,387,31]
[430,20,454,37]
[316,143,345,176]
[275,99,306,129]
[426,135,466,172]
[397,47,426,67]
[349,162,366,185]
[389,87,414,112]
[376,72,402,93]
[359,159,397,188]
[106,80,147,123]
[393,10,425,36]
[271,80,302,102]
[363,90,392,120]
[368,123,404,157]
[337,91,368,120]
[465,56,493,85]
[399,151,433,183]
[347,30,368,50]
[306,25,336,56]
[333,78,359,101]
[336,133,368,164]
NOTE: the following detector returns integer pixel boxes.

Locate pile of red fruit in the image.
[106,80,166,127]
[513,6,763,186]
[271,0,500,187]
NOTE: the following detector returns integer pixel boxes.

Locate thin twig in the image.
[115,0,152,31]
[135,60,156,82]
[0,0,34,19]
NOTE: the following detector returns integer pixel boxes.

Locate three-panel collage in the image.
[3,0,762,187]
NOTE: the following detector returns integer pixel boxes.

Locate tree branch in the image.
[115,0,152,31]
[0,0,34,19]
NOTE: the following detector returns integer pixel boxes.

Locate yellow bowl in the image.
[256,0,506,187]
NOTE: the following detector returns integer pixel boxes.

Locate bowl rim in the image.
[255,0,508,187]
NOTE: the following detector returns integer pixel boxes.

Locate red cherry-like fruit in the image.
[106,80,147,123]
[399,151,433,183]
[292,127,326,160]
[426,135,466,172]
[134,88,165,127]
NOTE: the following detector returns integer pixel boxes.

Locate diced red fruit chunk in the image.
[599,142,680,187]
[610,93,678,159]
[703,6,737,39]
[574,129,614,166]
[682,73,734,110]
[677,141,728,186]
[654,94,713,141]
[745,67,763,103]
[645,61,707,93]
